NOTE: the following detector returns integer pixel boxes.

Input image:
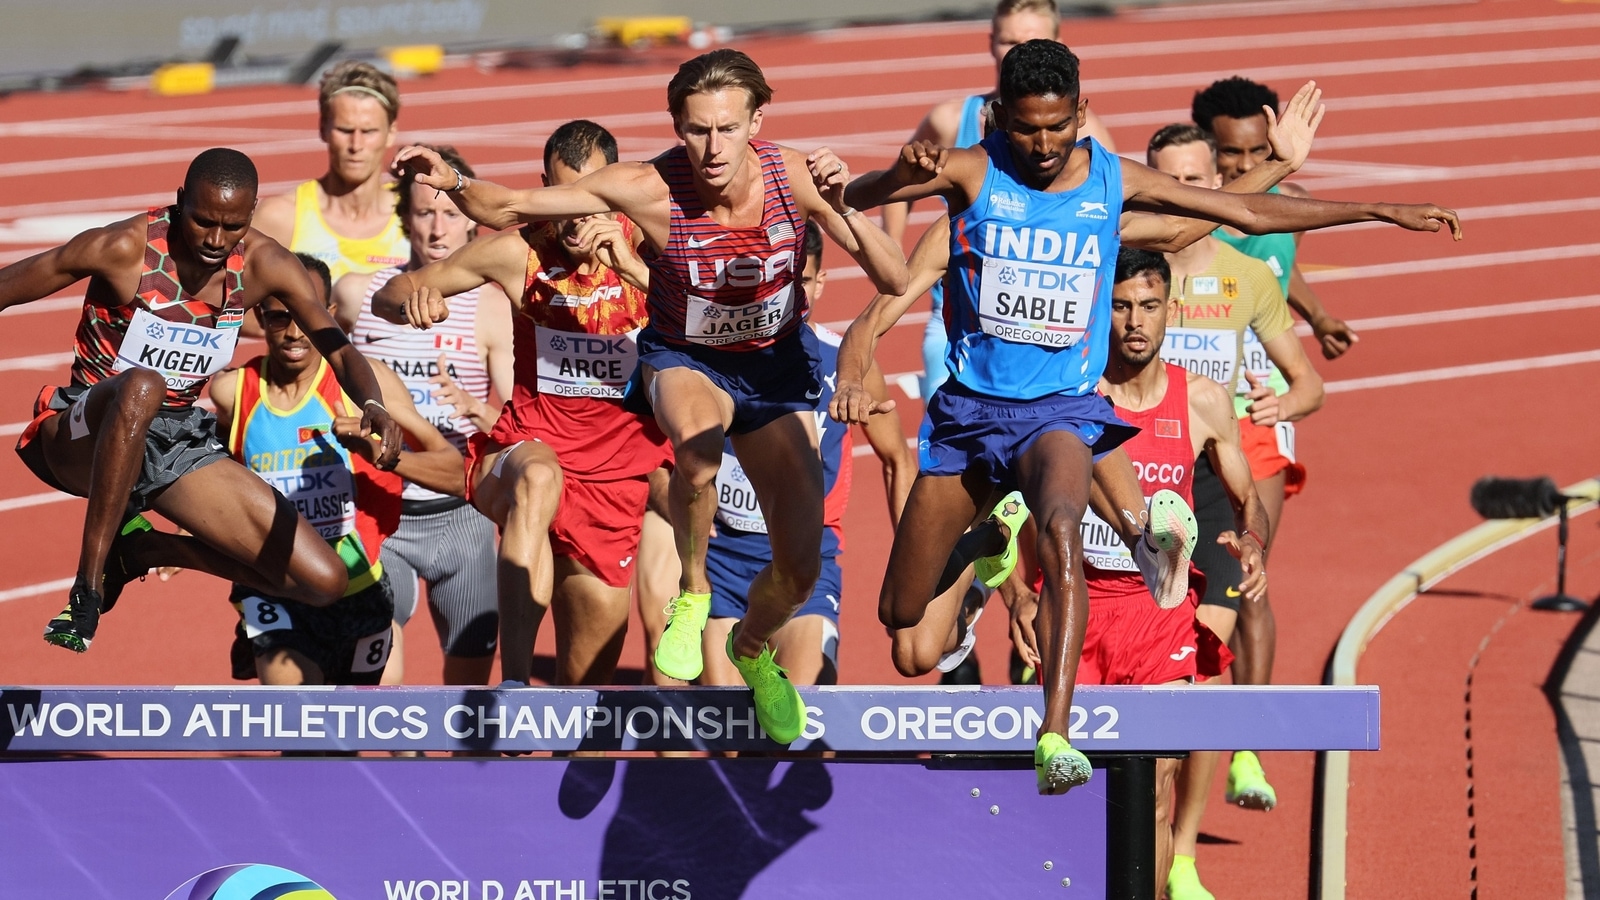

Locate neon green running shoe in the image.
[726,629,805,745]
[101,513,154,614]
[1167,854,1215,900]
[653,591,710,681]
[1034,731,1092,795]
[974,491,1029,589]
[1226,750,1278,811]
[43,580,103,653]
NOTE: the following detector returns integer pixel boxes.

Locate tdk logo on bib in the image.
[989,190,1028,220]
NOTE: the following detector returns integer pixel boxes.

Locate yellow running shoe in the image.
[1167,854,1215,900]
[974,491,1029,589]
[654,591,710,680]
[1034,731,1092,795]
[726,629,805,744]
[1227,750,1278,810]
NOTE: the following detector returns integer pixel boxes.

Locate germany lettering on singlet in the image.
[644,141,807,351]
[71,206,246,409]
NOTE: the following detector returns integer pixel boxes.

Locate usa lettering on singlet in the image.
[645,141,808,351]
[71,206,246,409]
[944,133,1124,399]
[712,325,852,556]
[353,268,491,502]
[229,357,400,595]
[1081,364,1195,573]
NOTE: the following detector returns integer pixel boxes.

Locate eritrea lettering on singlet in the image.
[644,141,807,351]
[71,207,246,409]
[944,133,1124,400]
[516,220,649,400]
[1081,364,1195,575]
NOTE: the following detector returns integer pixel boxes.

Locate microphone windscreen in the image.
[1470,476,1562,519]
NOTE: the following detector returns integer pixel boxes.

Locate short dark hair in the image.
[1191,77,1279,132]
[998,40,1079,107]
[294,252,333,301]
[543,120,619,174]
[1116,247,1170,290]
[395,144,474,236]
[183,148,258,197]
[803,220,824,270]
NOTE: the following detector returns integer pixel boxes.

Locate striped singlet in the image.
[72,206,246,409]
[351,267,489,502]
[644,141,808,351]
[229,357,401,597]
[288,180,410,284]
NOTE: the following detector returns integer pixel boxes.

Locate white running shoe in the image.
[1135,489,1198,610]
[935,581,990,673]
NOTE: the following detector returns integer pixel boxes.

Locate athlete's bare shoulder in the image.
[918,97,968,145]
[252,191,297,245]
[1186,369,1237,441]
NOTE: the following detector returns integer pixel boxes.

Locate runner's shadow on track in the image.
[0,689,42,750]
[558,748,834,899]
[1196,832,1241,845]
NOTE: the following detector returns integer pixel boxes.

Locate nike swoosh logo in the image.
[363,334,391,343]
[686,234,729,249]
[1225,586,1242,598]
[804,388,823,400]
[1170,646,1196,661]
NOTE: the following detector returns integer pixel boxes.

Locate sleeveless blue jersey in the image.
[926,95,991,322]
[712,325,849,559]
[944,132,1124,399]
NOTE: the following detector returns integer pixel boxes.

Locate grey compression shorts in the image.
[380,497,499,658]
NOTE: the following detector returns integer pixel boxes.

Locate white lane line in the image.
[0,490,77,512]
[0,296,84,315]
[1304,243,1600,283]
[1315,116,1600,150]
[1324,349,1600,393]
[1299,154,1600,191]
[1128,0,1472,20]
[1332,196,1600,231]
[1295,294,1600,336]
[0,577,75,604]
[0,352,72,372]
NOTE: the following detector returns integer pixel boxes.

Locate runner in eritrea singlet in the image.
[643,140,808,351]
[71,206,246,409]
[944,132,1124,400]
[1080,363,1195,578]
[352,270,489,502]
[228,357,401,596]
[288,180,411,284]
[490,218,667,478]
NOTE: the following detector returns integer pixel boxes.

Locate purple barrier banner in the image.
[0,685,1379,754]
[0,757,1106,899]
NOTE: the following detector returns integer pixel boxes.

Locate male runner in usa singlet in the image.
[839,40,1459,793]
[4,148,401,652]
[393,51,907,742]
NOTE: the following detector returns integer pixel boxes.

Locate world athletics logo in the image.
[164,864,336,899]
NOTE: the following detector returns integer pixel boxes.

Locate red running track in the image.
[2,0,1598,896]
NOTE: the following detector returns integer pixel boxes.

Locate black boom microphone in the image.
[1469,476,1565,519]
[1469,475,1588,612]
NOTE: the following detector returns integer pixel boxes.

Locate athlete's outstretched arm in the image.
[1123,81,1325,252]
[0,216,143,312]
[857,357,915,529]
[1122,159,1462,239]
[844,143,988,213]
[1191,375,1268,603]
[254,239,403,467]
[394,144,648,231]
[831,216,952,425]
[372,230,528,327]
[796,146,908,295]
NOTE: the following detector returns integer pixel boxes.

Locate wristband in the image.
[839,206,858,219]
[446,168,468,193]
[363,399,388,415]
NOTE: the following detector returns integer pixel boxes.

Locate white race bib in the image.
[534,326,638,399]
[115,308,239,389]
[255,465,357,540]
[713,451,766,533]
[1274,421,1297,463]
[684,284,794,347]
[977,258,1094,348]
[1163,327,1239,392]
[241,596,292,638]
[350,627,393,674]
[1080,508,1136,573]
[1238,327,1279,395]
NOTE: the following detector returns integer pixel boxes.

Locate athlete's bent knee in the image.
[293,549,350,607]
[116,368,167,417]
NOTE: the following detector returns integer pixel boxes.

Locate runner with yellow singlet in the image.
[1145,123,1326,900]
[253,61,410,337]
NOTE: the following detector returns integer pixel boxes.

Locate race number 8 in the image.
[241,597,292,638]
[351,628,393,674]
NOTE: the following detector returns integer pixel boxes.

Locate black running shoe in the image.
[100,514,153,614]
[43,580,104,653]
